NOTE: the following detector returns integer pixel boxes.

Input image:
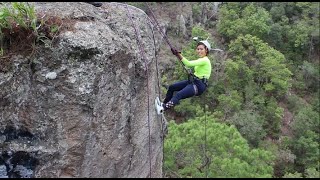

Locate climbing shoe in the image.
[155,97,164,115]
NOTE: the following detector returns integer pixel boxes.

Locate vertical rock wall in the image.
[0,2,165,178]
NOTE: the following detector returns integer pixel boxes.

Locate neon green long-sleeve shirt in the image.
[181,56,211,79]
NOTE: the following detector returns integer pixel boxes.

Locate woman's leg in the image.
[170,83,197,105]
[163,82,197,110]
[162,79,208,110]
[163,80,208,110]
[163,80,189,104]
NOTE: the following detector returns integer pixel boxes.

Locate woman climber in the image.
[160,40,212,112]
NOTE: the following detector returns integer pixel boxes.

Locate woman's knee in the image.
[168,84,176,91]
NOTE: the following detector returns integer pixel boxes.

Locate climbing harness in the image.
[189,73,209,96]
[124,4,152,178]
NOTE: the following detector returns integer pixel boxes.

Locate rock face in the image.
[0,2,165,178]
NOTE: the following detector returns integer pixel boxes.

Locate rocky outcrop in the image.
[0,2,165,178]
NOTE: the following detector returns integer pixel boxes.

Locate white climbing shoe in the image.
[155,97,164,115]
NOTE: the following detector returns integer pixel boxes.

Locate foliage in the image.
[228,34,292,97]
[224,58,253,92]
[269,3,286,22]
[273,148,297,177]
[216,90,242,118]
[191,3,201,23]
[217,3,271,42]
[290,3,319,47]
[304,168,320,178]
[310,90,320,113]
[0,2,37,31]
[0,2,36,54]
[291,68,307,94]
[285,93,305,113]
[174,98,202,118]
[227,110,266,147]
[191,25,213,47]
[243,81,265,111]
[290,130,319,174]
[284,168,320,178]
[191,2,219,26]
[164,115,275,178]
[224,34,292,138]
[283,171,303,178]
[162,2,319,178]
[283,168,320,178]
[217,2,319,100]
[262,97,283,139]
[291,105,319,137]
[299,61,320,92]
[290,59,320,95]
[0,2,62,57]
[268,2,319,65]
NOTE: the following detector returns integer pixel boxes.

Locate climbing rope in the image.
[124,4,152,178]
[144,3,211,178]
[144,2,193,77]
[204,92,209,178]
[144,3,173,49]
[146,7,163,127]
[149,19,168,178]
[123,2,215,178]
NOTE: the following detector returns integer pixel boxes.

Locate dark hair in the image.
[197,42,209,55]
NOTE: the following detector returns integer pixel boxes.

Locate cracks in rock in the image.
[127,115,135,172]
[0,126,40,178]
[72,16,95,22]
[0,126,35,143]
[67,47,102,61]
[126,80,136,172]
[0,151,39,178]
